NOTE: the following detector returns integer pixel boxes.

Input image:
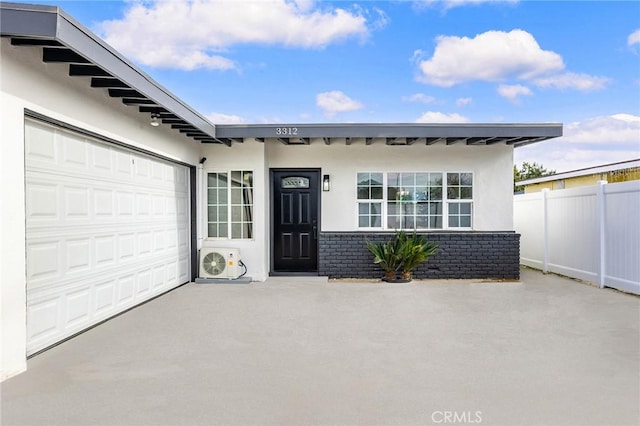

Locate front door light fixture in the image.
[323,174,330,191]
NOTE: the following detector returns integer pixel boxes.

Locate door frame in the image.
[269,168,322,276]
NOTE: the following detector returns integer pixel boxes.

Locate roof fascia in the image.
[0,3,59,37]
[215,123,563,140]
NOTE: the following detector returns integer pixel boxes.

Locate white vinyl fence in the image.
[514,180,640,295]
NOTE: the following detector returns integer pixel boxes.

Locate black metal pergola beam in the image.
[68,64,110,77]
[91,78,129,88]
[43,47,89,63]
[11,37,63,47]
[122,98,158,106]
[108,89,146,98]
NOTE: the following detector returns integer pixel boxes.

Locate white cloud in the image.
[416,0,519,11]
[402,93,436,104]
[99,0,371,70]
[497,84,533,103]
[514,114,640,172]
[563,114,640,145]
[316,91,363,117]
[628,29,640,46]
[417,29,564,87]
[415,111,469,123]
[208,112,247,124]
[533,72,610,91]
[456,97,472,107]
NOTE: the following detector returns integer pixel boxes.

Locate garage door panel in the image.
[137,270,152,296]
[95,236,116,266]
[26,182,59,221]
[118,233,136,260]
[66,238,92,273]
[152,266,166,290]
[178,256,189,282]
[26,241,61,281]
[166,260,178,283]
[117,151,134,177]
[95,280,117,315]
[64,186,90,217]
[27,296,61,343]
[116,191,134,216]
[61,131,89,168]
[94,189,114,217]
[134,156,150,178]
[65,288,91,327]
[25,119,191,355]
[151,161,165,181]
[25,121,57,163]
[92,143,113,172]
[27,228,187,282]
[117,274,135,306]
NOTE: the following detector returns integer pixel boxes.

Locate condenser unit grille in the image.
[202,251,226,276]
[199,248,241,279]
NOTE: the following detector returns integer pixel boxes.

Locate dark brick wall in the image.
[318,232,520,279]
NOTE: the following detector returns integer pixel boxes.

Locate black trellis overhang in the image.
[1,2,224,145]
[214,123,563,147]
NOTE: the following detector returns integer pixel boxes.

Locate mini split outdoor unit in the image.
[199,248,242,279]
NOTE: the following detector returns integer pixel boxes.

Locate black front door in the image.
[272,169,320,273]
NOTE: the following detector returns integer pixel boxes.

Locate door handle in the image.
[312,220,317,239]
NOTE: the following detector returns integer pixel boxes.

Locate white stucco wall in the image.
[200,137,514,281]
[0,40,200,381]
[266,139,515,231]
[200,140,269,281]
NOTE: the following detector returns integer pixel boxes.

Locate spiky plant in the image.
[398,231,439,280]
[366,237,403,280]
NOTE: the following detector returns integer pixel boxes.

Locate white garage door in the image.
[25,119,191,355]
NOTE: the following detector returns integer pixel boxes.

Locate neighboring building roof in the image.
[517,158,640,186]
[1,2,563,148]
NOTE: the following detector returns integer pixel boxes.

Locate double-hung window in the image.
[446,172,473,228]
[357,172,383,228]
[356,171,473,230]
[207,171,253,239]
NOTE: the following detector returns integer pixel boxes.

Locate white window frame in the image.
[445,171,474,230]
[206,170,255,240]
[355,171,474,231]
[356,172,385,230]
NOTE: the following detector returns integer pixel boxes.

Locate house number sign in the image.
[281,177,309,189]
[275,127,298,136]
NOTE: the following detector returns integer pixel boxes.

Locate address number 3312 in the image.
[275,127,298,136]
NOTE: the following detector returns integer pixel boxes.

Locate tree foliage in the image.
[514,162,556,192]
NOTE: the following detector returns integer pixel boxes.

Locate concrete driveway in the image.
[2,268,638,426]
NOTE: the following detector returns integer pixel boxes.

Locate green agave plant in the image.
[365,237,403,280]
[397,231,439,280]
[366,231,439,281]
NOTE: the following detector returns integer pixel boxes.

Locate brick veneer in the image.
[318,232,520,279]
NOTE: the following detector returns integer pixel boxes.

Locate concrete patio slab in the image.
[1,268,638,426]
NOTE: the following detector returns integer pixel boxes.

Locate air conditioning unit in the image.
[199,248,242,279]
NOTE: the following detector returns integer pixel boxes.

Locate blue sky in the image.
[22,0,640,172]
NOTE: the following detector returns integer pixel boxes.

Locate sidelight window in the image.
[357,172,383,228]
[207,171,253,239]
